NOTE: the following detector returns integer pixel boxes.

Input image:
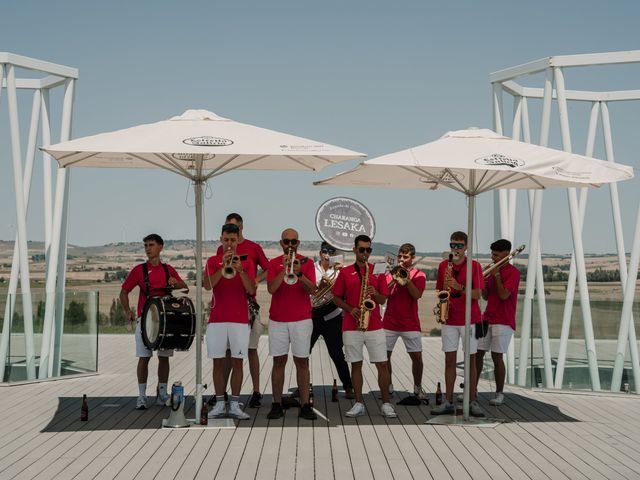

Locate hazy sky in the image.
[1,1,639,255]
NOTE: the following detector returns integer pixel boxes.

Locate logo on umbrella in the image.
[551,166,591,179]
[474,153,524,168]
[171,153,216,161]
[183,136,233,147]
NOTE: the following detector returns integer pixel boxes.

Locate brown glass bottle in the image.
[200,401,208,425]
[81,394,88,421]
[435,382,443,406]
[331,379,338,402]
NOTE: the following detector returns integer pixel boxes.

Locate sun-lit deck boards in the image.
[1,334,639,479]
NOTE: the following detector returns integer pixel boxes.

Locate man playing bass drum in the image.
[332,235,397,418]
[119,234,188,410]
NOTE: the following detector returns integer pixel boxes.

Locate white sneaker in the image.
[489,393,504,406]
[208,400,226,418]
[414,386,428,400]
[470,401,485,417]
[228,401,250,420]
[135,396,147,410]
[389,383,395,395]
[456,392,464,403]
[381,402,397,418]
[345,402,366,417]
[430,401,455,415]
[156,395,170,407]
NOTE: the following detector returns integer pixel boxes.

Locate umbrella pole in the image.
[463,187,476,421]
[194,174,204,424]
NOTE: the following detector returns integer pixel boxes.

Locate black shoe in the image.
[224,391,229,402]
[249,391,263,408]
[290,387,300,398]
[299,403,317,420]
[267,402,284,420]
[207,395,216,406]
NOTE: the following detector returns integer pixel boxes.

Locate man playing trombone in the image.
[474,239,521,406]
[332,235,397,418]
[383,243,427,401]
[266,228,317,421]
[204,223,256,420]
[309,241,354,399]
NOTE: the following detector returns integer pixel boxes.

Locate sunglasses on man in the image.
[449,242,466,249]
[357,247,373,254]
[321,248,336,255]
[282,238,299,246]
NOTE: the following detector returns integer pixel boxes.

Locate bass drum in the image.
[141,296,196,351]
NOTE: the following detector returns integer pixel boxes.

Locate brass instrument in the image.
[357,257,376,331]
[222,247,240,279]
[387,265,409,290]
[284,248,301,285]
[312,270,337,308]
[433,254,453,324]
[483,244,525,278]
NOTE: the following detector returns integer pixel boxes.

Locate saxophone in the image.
[433,254,453,324]
[357,258,376,331]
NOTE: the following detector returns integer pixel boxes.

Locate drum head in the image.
[144,303,161,346]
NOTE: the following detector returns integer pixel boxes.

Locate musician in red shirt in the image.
[475,239,520,407]
[120,234,187,410]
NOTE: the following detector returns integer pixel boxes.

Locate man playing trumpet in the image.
[431,231,484,417]
[332,235,396,418]
[310,241,354,399]
[474,239,521,406]
[266,228,317,421]
[383,243,427,401]
[204,223,256,420]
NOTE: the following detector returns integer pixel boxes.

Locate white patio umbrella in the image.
[43,109,365,422]
[314,127,633,421]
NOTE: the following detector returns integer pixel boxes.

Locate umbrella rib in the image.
[206,155,269,179]
[480,172,524,192]
[205,154,240,179]
[156,153,194,178]
[285,155,317,171]
[311,155,337,166]
[408,166,466,194]
[127,153,191,178]
[474,169,492,194]
[60,152,101,167]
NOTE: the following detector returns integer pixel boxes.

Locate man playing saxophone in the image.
[309,241,354,399]
[383,243,427,401]
[474,239,521,406]
[430,231,485,417]
[266,228,317,421]
[332,235,396,418]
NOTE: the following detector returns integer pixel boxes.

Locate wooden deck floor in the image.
[1,334,639,480]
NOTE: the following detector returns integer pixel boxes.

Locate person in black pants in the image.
[310,242,354,399]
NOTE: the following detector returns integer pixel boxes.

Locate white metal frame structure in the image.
[490,50,640,392]
[0,53,77,381]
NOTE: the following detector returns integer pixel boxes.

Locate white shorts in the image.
[268,318,312,358]
[135,319,173,358]
[441,324,478,355]
[207,322,250,359]
[477,324,514,353]
[385,329,423,353]
[343,329,387,363]
[248,311,264,350]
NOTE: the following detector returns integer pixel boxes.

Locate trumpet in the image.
[312,270,337,308]
[433,253,453,324]
[483,244,525,278]
[387,265,409,290]
[222,247,240,279]
[357,257,376,331]
[284,248,301,285]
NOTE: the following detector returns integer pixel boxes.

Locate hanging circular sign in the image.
[315,197,376,251]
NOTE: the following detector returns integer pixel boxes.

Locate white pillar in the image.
[555,67,600,390]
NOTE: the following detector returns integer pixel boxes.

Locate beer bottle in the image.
[309,383,314,408]
[331,379,338,402]
[435,382,443,406]
[200,400,208,425]
[81,394,89,421]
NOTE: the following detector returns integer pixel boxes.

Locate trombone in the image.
[387,265,409,290]
[483,244,525,278]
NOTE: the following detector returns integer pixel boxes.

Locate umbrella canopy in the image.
[47,109,364,178]
[43,109,365,423]
[314,128,633,192]
[315,127,633,422]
